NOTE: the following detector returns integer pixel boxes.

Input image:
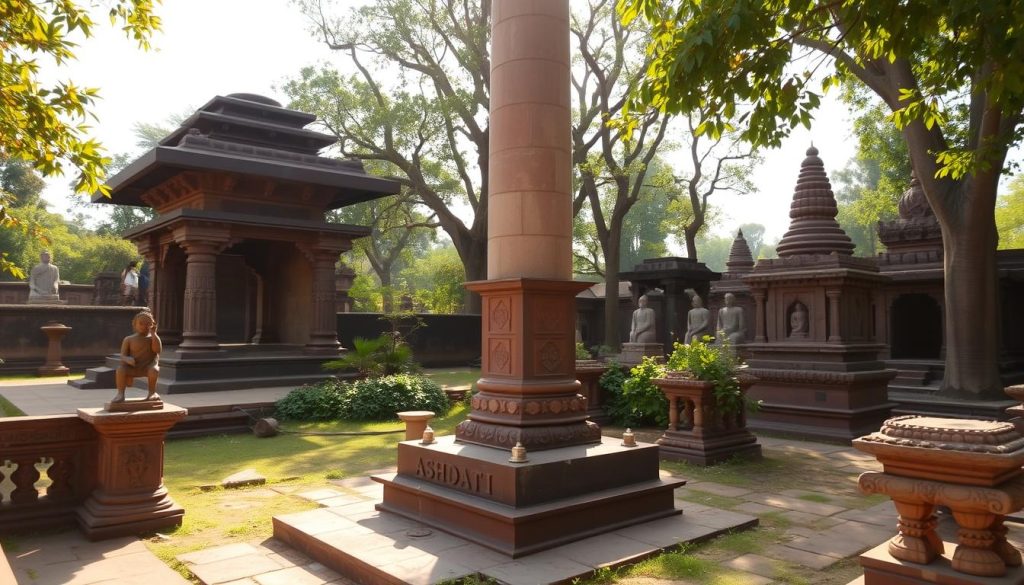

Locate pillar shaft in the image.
[154,255,183,346]
[487,0,572,280]
[306,250,341,353]
[179,241,219,351]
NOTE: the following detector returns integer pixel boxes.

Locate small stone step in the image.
[222,469,266,489]
[68,366,116,389]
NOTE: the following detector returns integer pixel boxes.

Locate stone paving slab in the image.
[684,481,754,498]
[6,531,189,585]
[741,492,848,517]
[723,553,790,579]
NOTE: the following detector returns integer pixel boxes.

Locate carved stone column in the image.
[178,241,220,351]
[305,248,342,353]
[154,247,183,346]
[826,288,842,342]
[751,289,767,343]
[76,404,187,539]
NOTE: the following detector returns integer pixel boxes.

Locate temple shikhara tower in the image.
[743,147,896,441]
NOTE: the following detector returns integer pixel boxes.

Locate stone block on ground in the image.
[222,469,267,489]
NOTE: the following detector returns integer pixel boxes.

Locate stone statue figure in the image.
[113,311,162,403]
[684,294,711,343]
[27,251,61,304]
[789,301,809,338]
[716,292,746,345]
[629,294,657,343]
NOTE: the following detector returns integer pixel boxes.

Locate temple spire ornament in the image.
[726,229,755,274]
[775,146,856,257]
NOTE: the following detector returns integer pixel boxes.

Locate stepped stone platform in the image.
[271,471,757,585]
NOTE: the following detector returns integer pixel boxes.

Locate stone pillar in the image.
[76,405,187,540]
[826,288,842,342]
[178,241,220,351]
[154,252,183,346]
[752,290,767,343]
[305,248,342,353]
[458,0,598,450]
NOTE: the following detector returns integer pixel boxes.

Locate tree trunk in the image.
[603,229,622,349]
[940,207,1003,399]
[460,240,487,314]
[684,227,698,260]
[379,271,393,313]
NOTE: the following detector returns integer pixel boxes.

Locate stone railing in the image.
[0,405,186,539]
[0,415,98,533]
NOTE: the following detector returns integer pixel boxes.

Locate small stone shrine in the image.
[708,230,756,345]
[620,257,720,354]
[742,147,896,441]
[853,415,1024,583]
[85,93,397,393]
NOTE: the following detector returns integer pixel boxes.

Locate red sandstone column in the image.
[178,241,220,351]
[826,289,842,342]
[458,0,598,451]
[306,248,342,353]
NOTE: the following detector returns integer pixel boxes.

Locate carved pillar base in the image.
[456,279,601,451]
[38,322,72,376]
[75,405,187,540]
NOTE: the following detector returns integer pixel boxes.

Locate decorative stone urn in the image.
[853,415,1024,581]
[653,373,761,465]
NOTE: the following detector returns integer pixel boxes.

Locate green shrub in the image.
[621,357,669,428]
[340,374,449,420]
[665,338,753,416]
[599,363,632,426]
[323,334,417,377]
[276,374,450,421]
[274,378,348,420]
[575,341,592,360]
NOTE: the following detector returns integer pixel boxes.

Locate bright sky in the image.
[41,0,860,243]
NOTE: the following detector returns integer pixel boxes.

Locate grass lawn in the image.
[150,369,477,577]
[141,368,878,584]
[0,395,25,417]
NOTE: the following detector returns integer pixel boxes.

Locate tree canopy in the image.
[618,0,1024,397]
[1,0,161,276]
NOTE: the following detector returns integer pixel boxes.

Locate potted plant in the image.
[653,336,761,465]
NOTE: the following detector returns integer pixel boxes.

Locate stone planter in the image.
[575,359,610,425]
[853,415,1024,581]
[653,374,761,465]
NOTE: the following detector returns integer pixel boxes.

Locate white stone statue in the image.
[27,251,62,304]
[684,294,711,343]
[716,292,746,345]
[629,294,657,343]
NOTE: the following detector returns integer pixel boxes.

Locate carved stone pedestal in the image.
[75,404,187,540]
[37,322,71,376]
[618,343,665,367]
[654,375,761,465]
[853,416,1024,581]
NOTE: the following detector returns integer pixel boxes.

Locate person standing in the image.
[121,261,140,306]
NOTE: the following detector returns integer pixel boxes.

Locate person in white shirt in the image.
[121,261,140,306]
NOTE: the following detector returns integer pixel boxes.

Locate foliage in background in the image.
[402,245,466,314]
[0,0,160,276]
[832,93,912,256]
[286,0,491,312]
[997,176,1024,250]
[323,334,417,378]
[0,204,138,282]
[598,363,633,426]
[275,374,449,421]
